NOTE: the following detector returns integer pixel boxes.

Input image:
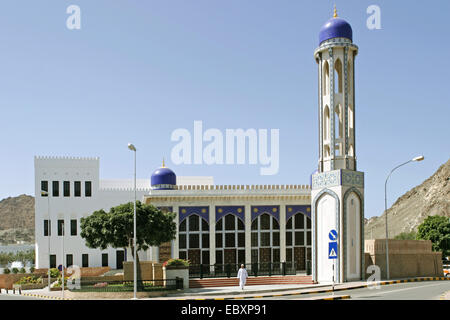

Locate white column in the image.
[209,204,215,267]
[173,205,179,259]
[245,203,252,264]
[280,205,286,262]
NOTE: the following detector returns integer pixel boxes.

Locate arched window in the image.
[178,214,209,265]
[348,104,354,139]
[251,213,280,268]
[323,60,330,96]
[324,105,330,141]
[324,145,331,158]
[286,213,312,271]
[334,59,343,94]
[215,214,245,266]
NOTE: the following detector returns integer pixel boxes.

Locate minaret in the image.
[311,8,365,283]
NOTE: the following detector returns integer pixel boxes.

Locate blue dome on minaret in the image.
[319,7,353,45]
[151,159,176,190]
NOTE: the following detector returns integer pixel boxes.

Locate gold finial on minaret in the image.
[162,157,165,167]
[333,4,338,18]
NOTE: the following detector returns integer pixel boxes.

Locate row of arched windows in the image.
[178,212,311,271]
[322,58,352,96]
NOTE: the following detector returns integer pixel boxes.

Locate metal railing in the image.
[68,278,183,292]
[189,262,300,279]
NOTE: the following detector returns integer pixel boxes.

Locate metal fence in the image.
[69,279,183,292]
[189,262,302,279]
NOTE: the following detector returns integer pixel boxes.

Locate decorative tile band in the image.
[312,170,364,189]
[341,170,364,188]
[312,171,340,189]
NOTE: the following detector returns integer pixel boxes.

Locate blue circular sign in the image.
[329,229,338,241]
[57,264,63,272]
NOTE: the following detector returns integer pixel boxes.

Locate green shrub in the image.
[50,268,60,278]
[163,258,190,267]
[3,268,11,274]
[30,266,35,273]
[12,268,19,274]
[16,275,42,285]
[19,267,26,274]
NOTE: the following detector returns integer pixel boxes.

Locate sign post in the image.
[328,229,338,293]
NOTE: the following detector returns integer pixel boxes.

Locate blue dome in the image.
[151,166,176,190]
[319,17,352,44]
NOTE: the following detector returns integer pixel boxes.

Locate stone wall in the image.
[364,239,443,279]
[123,261,163,281]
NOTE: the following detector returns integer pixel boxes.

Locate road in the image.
[0,293,43,300]
[249,281,450,300]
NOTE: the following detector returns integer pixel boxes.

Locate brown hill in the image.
[365,159,450,239]
[0,194,35,244]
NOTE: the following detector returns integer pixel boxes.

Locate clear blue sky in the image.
[0,0,449,218]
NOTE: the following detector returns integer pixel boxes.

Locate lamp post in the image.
[41,190,51,292]
[61,220,65,298]
[384,155,424,279]
[128,143,137,300]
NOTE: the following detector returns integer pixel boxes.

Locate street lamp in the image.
[41,190,51,292]
[127,143,137,300]
[384,155,424,279]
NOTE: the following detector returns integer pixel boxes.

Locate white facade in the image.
[34,156,213,269]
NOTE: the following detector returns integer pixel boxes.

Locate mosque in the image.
[34,8,364,283]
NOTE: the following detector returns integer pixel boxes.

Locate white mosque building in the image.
[34,9,364,283]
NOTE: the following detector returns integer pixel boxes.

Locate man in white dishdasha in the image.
[237,264,248,291]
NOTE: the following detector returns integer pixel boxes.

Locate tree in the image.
[394,231,417,240]
[80,201,176,260]
[416,215,450,257]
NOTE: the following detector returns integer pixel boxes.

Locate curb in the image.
[21,293,73,300]
[318,295,351,301]
[176,277,450,300]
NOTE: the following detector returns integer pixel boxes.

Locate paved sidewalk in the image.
[150,276,450,300]
[4,276,448,300]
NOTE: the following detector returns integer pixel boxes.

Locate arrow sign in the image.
[329,229,338,241]
[328,242,338,259]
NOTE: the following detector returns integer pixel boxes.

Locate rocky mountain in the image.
[0,194,34,244]
[365,159,450,239]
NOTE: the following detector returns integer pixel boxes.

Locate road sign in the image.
[58,264,63,272]
[328,242,338,259]
[329,229,338,241]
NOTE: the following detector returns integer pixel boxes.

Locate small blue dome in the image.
[151,166,176,190]
[319,17,353,44]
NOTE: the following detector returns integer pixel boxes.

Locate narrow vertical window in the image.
[102,253,108,267]
[44,220,51,236]
[64,181,70,197]
[74,181,81,197]
[50,255,57,268]
[66,254,73,268]
[82,254,89,268]
[70,219,77,236]
[52,181,59,197]
[41,181,48,196]
[57,220,64,236]
[85,181,92,197]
